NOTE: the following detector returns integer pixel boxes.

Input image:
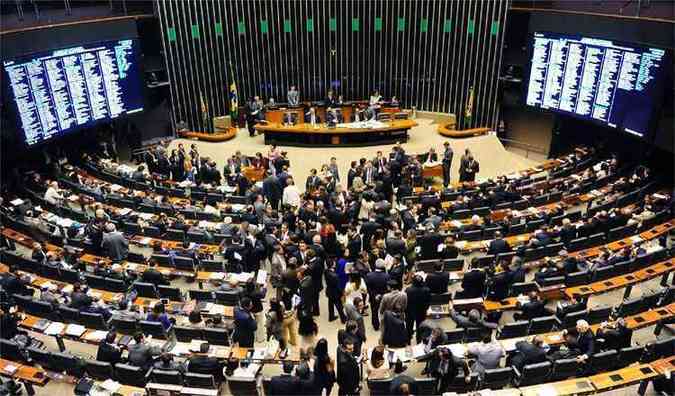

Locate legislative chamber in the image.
[0,1,673,396]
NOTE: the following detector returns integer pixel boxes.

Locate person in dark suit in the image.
[450,308,498,331]
[347,162,359,190]
[596,318,632,351]
[456,258,487,299]
[96,331,123,365]
[486,264,512,301]
[141,260,170,286]
[263,171,282,210]
[419,228,444,260]
[233,297,257,348]
[510,336,547,371]
[306,169,321,192]
[297,361,321,396]
[442,141,454,187]
[427,347,470,392]
[425,262,450,295]
[559,218,578,247]
[555,294,587,320]
[70,283,95,311]
[365,261,390,330]
[186,342,225,382]
[514,292,552,321]
[459,151,480,183]
[487,231,511,256]
[269,361,300,396]
[566,320,595,362]
[382,309,408,348]
[127,332,162,369]
[337,340,361,396]
[405,275,431,343]
[325,262,346,323]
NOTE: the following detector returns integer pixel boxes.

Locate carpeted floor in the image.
[168,117,540,192]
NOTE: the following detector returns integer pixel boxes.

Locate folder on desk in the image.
[66,324,87,337]
[34,318,51,331]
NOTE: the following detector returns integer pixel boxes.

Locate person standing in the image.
[287,85,300,106]
[313,339,337,396]
[325,262,346,323]
[442,141,454,187]
[459,150,480,183]
[233,297,257,348]
[405,275,431,343]
[263,170,282,210]
[366,261,390,331]
[337,340,361,396]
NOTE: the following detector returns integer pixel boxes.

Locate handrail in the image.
[498,137,548,159]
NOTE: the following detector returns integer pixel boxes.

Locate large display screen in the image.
[3,39,144,146]
[526,32,667,137]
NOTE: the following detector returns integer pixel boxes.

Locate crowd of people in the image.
[0,137,672,396]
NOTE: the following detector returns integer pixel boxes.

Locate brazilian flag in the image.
[464,85,474,129]
[229,61,239,122]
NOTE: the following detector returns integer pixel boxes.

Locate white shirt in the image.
[44,187,63,205]
[282,185,301,207]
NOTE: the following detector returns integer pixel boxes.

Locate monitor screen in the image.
[3,39,144,147]
[526,32,668,138]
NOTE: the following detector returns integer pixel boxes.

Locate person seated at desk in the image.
[267,97,278,109]
[269,361,300,396]
[428,347,471,392]
[514,292,552,321]
[287,85,300,106]
[141,259,170,286]
[326,89,337,107]
[563,319,596,363]
[423,147,438,165]
[282,111,298,126]
[154,352,186,373]
[97,331,124,365]
[305,107,321,125]
[596,317,632,351]
[132,165,147,182]
[128,332,162,369]
[466,333,505,377]
[146,303,173,331]
[509,336,548,372]
[325,107,341,126]
[369,90,383,107]
[44,181,64,205]
[186,342,225,382]
[390,96,400,107]
[450,308,498,332]
[366,345,392,380]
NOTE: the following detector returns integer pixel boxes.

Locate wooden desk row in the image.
[565,257,675,299]
[0,357,49,386]
[571,220,675,261]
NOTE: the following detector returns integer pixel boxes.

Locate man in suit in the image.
[487,231,511,256]
[385,230,406,257]
[269,361,300,396]
[286,85,300,106]
[510,336,547,371]
[405,275,431,343]
[343,298,367,344]
[325,262,346,323]
[365,260,390,330]
[263,170,282,210]
[142,260,170,286]
[296,362,320,396]
[233,297,257,347]
[347,161,359,189]
[450,308,498,331]
[559,218,578,247]
[101,223,128,262]
[337,340,361,395]
[596,318,632,351]
[329,157,340,182]
[187,342,225,381]
[305,168,321,192]
[128,332,162,369]
[457,259,486,299]
[442,141,454,187]
[425,262,450,295]
[514,292,552,321]
[97,331,123,365]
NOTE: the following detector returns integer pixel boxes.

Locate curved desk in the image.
[178,127,237,142]
[437,124,489,138]
[256,120,418,146]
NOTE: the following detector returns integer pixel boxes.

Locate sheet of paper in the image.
[256,270,267,285]
[10,198,24,206]
[44,322,65,335]
[84,330,109,342]
[99,379,121,392]
[65,324,87,337]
